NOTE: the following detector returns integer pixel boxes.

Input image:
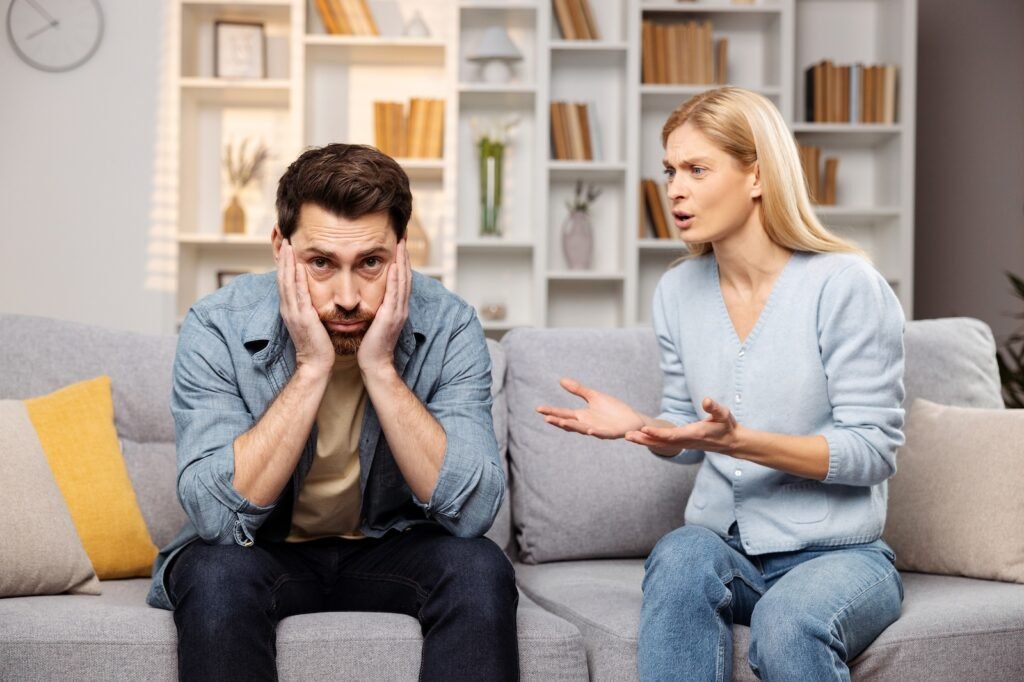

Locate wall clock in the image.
[6,0,104,72]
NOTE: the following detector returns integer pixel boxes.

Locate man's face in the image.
[273,204,397,355]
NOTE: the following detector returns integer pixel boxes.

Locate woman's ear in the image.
[750,161,762,199]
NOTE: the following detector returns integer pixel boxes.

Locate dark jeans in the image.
[166,525,519,682]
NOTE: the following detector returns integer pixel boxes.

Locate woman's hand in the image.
[537,378,647,439]
[625,397,742,455]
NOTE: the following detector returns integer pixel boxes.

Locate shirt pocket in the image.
[772,480,830,524]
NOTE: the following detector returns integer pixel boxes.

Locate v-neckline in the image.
[714,252,798,349]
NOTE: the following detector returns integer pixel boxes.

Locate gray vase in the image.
[562,209,593,270]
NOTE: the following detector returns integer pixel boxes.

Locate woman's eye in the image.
[662,167,675,180]
[691,166,707,177]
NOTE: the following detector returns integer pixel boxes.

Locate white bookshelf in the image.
[173,0,916,329]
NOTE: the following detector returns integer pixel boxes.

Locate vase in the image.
[223,194,245,235]
[478,139,504,236]
[562,209,593,270]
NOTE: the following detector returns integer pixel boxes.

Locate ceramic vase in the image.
[562,209,593,269]
[223,194,245,235]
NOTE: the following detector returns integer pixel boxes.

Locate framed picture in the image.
[214,20,265,79]
[216,270,250,288]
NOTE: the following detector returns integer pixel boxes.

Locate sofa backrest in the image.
[500,317,1005,565]
[0,314,183,548]
[0,313,513,553]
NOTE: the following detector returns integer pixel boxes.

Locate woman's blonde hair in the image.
[661,87,863,259]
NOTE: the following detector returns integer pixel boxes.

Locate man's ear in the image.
[750,161,762,199]
[271,225,283,263]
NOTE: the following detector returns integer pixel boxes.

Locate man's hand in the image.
[537,378,647,439]
[358,240,411,375]
[278,240,334,375]
[625,397,742,455]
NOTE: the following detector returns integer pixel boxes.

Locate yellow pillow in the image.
[24,376,157,579]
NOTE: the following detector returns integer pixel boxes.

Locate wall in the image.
[0,1,170,334]
[914,0,1024,345]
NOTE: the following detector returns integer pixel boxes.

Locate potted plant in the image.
[997,271,1024,408]
[562,179,602,270]
[223,138,269,235]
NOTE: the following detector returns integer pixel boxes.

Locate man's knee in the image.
[432,537,517,613]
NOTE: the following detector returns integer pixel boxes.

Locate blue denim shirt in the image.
[147,271,504,610]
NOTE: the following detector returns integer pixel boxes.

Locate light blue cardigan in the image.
[653,251,905,555]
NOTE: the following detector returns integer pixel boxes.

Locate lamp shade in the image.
[467,27,522,62]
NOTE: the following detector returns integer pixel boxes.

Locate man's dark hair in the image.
[275,143,412,241]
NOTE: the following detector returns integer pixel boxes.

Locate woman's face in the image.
[662,122,761,245]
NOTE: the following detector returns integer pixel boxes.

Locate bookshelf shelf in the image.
[171,0,916,332]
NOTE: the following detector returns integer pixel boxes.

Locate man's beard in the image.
[319,307,374,356]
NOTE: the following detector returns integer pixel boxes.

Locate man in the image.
[147,144,518,681]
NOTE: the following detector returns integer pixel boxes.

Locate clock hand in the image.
[24,0,58,25]
[26,20,59,41]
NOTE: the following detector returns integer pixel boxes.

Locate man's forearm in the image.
[233,365,330,506]
[362,364,446,503]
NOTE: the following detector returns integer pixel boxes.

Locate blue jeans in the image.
[166,525,519,682]
[639,524,903,681]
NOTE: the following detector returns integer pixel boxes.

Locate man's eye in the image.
[311,257,330,269]
[364,257,382,269]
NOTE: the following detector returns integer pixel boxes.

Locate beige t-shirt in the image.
[286,355,367,542]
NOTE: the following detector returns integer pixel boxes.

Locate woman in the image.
[537,87,905,681]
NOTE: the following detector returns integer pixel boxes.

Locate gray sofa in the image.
[1,313,1023,681]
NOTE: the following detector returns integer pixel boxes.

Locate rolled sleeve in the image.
[817,263,906,486]
[172,310,275,545]
[653,276,704,465]
[418,307,504,537]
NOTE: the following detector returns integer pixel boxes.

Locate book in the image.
[702,21,714,84]
[641,20,656,84]
[813,61,825,123]
[357,0,379,36]
[653,23,668,84]
[823,157,838,205]
[805,65,814,122]
[564,101,585,160]
[715,37,728,85]
[566,0,590,40]
[550,101,568,160]
[405,98,424,158]
[642,178,671,239]
[428,99,444,158]
[585,101,603,161]
[579,0,600,41]
[883,64,897,123]
[850,64,861,123]
[576,103,593,161]
[553,0,576,40]
[314,0,340,34]
[666,23,680,85]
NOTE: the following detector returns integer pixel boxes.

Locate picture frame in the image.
[216,270,250,288]
[214,20,265,79]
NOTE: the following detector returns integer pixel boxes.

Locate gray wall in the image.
[915,0,1024,345]
[0,1,169,334]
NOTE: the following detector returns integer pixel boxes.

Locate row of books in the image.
[312,0,379,36]
[642,20,727,85]
[373,98,444,159]
[553,0,601,40]
[805,61,898,124]
[797,144,839,206]
[639,178,674,240]
[550,101,603,162]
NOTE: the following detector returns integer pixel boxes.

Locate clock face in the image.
[6,0,104,72]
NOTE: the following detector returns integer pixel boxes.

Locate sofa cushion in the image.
[0,401,100,598]
[515,561,1024,682]
[24,376,157,579]
[884,399,1024,583]
[0,580,588,681]
[502,328,697,564]
[902,318,1004,410]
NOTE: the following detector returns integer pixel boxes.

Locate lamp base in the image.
[480,59,513,84]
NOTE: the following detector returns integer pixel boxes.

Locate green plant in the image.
[996,271,1024,408]
[565,179,602,214]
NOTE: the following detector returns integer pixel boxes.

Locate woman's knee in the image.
[644,526,731,598]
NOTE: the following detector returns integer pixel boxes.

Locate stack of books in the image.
[373,98,444,159]
[642,19,727,85]
[313,0,379,36]
[639,178,673,239]
[797,143,839,206]
[552,0,600,40]
[804,61,898,124]
[550,101,602,161]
